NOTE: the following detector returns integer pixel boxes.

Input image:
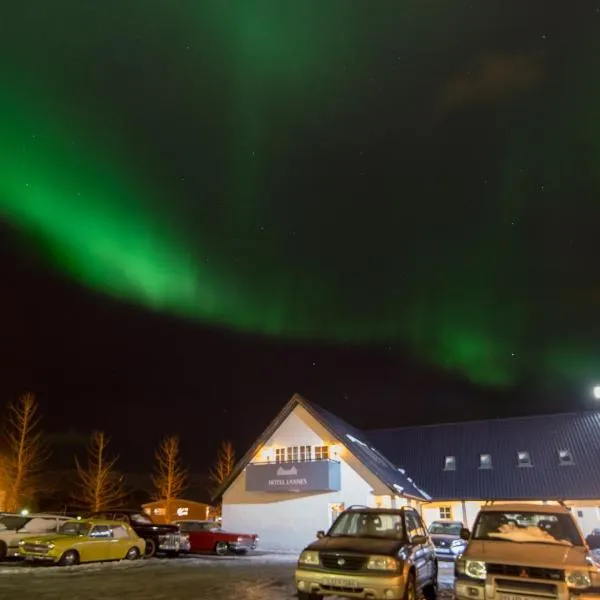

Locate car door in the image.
[109,524,131,560]
[84,525,113,562]
[413,511,436,581]
[404,511,431,586]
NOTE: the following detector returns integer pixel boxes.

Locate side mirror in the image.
[316,530,325,539]
[460,528,470,541]
[412,535,427,545]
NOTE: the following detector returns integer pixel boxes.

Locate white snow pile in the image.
[489,525,573,546]
[346,433,367,447]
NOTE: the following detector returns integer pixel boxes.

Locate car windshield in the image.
[473,511,584,546]
[130,513,153,525]
[328,511,404,539]
[0,516,30,531]
[429,521,462,535]
[59,522,92,536]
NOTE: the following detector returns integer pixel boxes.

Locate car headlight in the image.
[458,560,486,579]
[565,570,592,589]
[298,550,320,565]
[366,555,400,571]
[451,539,464,547]
[237,537,243,542]
[47,543,55,549]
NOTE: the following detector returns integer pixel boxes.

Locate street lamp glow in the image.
[593,386,600,400]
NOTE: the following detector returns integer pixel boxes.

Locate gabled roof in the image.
[213,394,430,501]
[368,410,600,501]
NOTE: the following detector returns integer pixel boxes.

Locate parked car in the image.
[295,506,438,600]
[586,528,600,550]
[428,520,467,560]
[455,503,600,600]
[88,509,187,557]
[19,518,145,565]
[174,520,258,555]
[0,513,70,560]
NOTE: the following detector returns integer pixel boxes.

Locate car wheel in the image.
[58,550,80,566]
[423,563,438,600]
[144,538,157,558]
[214,541,228,556]
[125,547,140,560]
[403,572,416,600]
[0,541,7,561]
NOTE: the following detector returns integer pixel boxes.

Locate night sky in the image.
[1,1,599,473]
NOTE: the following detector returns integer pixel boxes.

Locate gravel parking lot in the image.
[0,553,455,599]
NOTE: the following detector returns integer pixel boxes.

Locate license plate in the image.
[160,544,178,550]
[324,578,359,588]
[500,594,526,600]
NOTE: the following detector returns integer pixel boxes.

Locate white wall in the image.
[570,505,600,536]
[222,406,388,552]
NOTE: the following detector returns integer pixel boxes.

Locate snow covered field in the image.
[0,553,455,599]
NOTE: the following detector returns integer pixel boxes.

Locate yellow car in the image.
[18,518,146,566]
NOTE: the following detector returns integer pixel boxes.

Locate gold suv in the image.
[455,503,600,600]
[295,506,438,600]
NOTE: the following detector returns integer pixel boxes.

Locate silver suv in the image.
[455,503,600,600]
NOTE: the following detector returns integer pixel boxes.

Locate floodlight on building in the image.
[593,386,600,400]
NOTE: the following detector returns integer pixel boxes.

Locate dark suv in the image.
[295,506,438,600]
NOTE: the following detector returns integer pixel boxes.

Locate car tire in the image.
[58,550,80,566]
[0,540,7,561]
[214,541,228,556]
[125,547,140,560]
[423,563,438,600]
[144,538,157,558]
[403,572,416,600]
[297,592,320,600]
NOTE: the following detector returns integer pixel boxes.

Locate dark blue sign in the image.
[245,460,341,493]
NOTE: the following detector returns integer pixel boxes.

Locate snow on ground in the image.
[0,553,455,600]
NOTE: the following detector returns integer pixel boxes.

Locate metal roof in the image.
[367,411,600,501]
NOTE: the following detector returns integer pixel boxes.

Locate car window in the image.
[405,512,426,540]
[0,516,29,531]
[90,525,112,538]
[130,513,153,525]
[429,521,463,535]
[329,511,404,539]
[111,525,129,539]
[473,511,583,546]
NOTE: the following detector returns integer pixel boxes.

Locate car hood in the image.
[465,539,589,568]
[306,536,404,556]
[21,534,77,545]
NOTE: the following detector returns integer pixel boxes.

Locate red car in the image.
[174,520,258,556]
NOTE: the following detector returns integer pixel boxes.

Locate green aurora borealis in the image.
[1,1,599,386]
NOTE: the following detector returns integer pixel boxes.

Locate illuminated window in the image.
[444,456,456,471]
[299,445,312,461]
[479,454,492,469]
[439,506,452,519]
[517,451,532,467]
[315,446,330,461]
[274,448,286,463]
[286,446,299,462]
[559,449,574,465]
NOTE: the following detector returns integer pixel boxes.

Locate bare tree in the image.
[75,431,125,512]
[3,392,47,511]
[209,440,236,496]
[152,436,187,522]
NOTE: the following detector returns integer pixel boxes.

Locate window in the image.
[299,445,312,461]
[286,446,299,462]
[559,449,574,465]
[90,525,112,538]
[444,456,456,471]
[404,511,426,540]
[111,525,129,539]
[517,451,532,467]
[479,454,492,469]
[439,506,452,520]
[315,446,330,460]
[275,448,285,463]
